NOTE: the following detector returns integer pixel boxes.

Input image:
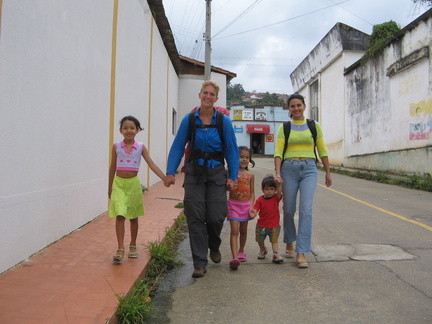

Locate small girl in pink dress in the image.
[227,146,255,270]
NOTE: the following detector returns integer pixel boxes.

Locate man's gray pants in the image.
[183,164,228,269]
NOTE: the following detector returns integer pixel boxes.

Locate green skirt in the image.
[109,176,144,219]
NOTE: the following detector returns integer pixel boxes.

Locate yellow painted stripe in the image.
[109,0,119,167]
[319,184,432,232]
[255,164,431,231]
[108,0,119,207]
[0,0,3,40]
[146,15,154,188]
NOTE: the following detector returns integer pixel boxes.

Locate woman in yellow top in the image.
[274,94,332,268]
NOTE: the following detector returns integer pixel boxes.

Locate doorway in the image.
[251,133,264,155]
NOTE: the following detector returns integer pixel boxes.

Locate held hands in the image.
[325,173,332,187]
[164,174,176,187]
[275,175,283,185]
[226,179,235,191]
[249,208,257,219]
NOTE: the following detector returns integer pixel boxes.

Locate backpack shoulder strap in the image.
[306,119,318,162]
[282,121,291,161]
[187,111,196,142]
[306,119,317,145]
[216,110,224,145]
[188,110,224,145]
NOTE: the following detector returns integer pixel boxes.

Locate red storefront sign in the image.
[246,124,270,133]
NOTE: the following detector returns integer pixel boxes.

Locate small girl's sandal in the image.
[128,246,138,258]
[238,252,247,262]
[113,249,125,264]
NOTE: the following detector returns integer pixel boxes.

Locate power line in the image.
[212,0,350,41]
[212,0,262,39]
[328,0,373,26]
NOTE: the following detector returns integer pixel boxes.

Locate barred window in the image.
[310,80,319,121]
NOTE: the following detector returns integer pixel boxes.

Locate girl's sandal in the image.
[113,249,125,264]
[238,252,247,262]
[128,246,138,258]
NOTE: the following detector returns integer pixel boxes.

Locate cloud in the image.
[164,0,429,93]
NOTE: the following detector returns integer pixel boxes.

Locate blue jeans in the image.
[281,159,317,254]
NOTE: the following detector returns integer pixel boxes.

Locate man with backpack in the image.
[165,81,239,278]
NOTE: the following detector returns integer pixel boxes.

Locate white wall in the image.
[0,0,113,273]
[344,13,432,174]
[0,0,180,273]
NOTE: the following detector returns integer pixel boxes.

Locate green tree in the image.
[227,83,246,105]
[362,20,401,63]
[261,92,285,106]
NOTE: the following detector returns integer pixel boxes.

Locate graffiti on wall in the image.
[409,99,432,141]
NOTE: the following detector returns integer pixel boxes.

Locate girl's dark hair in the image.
[238,146,255,170]
[119,115,144,131]
[261,174,276,189]
[287,93,306,118]
[287,93,305,106]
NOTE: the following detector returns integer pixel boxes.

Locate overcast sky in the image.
[162,0,429,94]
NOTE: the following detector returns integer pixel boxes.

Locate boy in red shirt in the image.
[250,174,284,263]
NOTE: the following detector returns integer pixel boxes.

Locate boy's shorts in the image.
[255,225,281,243]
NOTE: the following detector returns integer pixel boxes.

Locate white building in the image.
[290,9,432,175]
[0,0,235,273]
[230,105,289,156]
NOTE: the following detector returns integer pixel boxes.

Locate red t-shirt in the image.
[253,194,282,229]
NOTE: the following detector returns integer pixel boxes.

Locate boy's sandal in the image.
[113,249,125,264]
[238,252,247,262]
[285,250,295,258]
[128,246,138,258]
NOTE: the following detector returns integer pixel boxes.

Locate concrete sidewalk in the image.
[0,173,185,324]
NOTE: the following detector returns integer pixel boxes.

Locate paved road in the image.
[152,158,432,324]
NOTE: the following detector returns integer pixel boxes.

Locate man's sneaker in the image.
[257,247,268,259]
[210,250,221,263]
[272,252,284,264]
[192,267,207,278]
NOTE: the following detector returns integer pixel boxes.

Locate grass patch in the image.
[174,202,184,208]
[114,212,188,323]
[327,166,432,192]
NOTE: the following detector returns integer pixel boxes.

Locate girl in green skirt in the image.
[108,116,167,264]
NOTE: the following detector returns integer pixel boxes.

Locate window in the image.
[310,80,319,121]
[172,108,177,135]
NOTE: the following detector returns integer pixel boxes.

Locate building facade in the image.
[290,10,432,175]
[230,105,289,156]
[0,0,234,273]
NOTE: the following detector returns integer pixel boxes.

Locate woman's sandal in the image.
[296,255,308,268]
[113,249,125,264]
[128,246,138,258]
[285,250,295,258]
[285,243,295,258]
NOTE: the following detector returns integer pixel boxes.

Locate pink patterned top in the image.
[229,171,252,200]
[116,141,143,171]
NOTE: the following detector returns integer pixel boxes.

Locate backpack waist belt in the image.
[188,150,225,163]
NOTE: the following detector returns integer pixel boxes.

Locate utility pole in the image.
[204,0,211,80]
